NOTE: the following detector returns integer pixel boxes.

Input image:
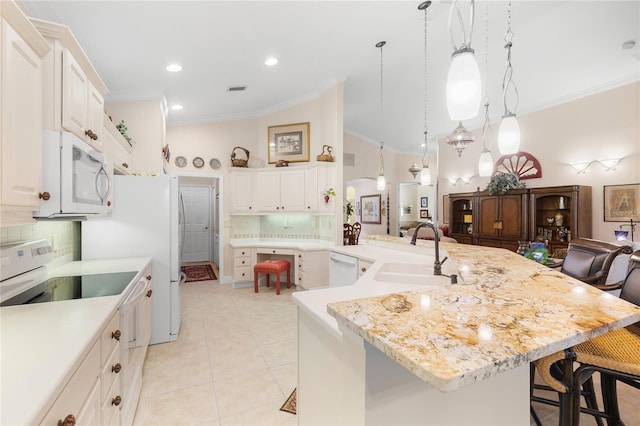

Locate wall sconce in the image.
[448,177,459,186]
[459,176,473,185]
[598,158,622,171]
[570,162,591,174]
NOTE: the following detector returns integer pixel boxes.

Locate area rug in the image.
[280,388,297,415]
[181,264,216,282]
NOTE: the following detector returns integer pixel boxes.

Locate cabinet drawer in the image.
[234,257,251,268]
[234,248,251,257]
[256,248,295,256]
[101,344,121,403]
[101,310,121,364]
[234,266,251,281]
[101,375,121,426]
[40,341,100,425]
[358,259,373,277]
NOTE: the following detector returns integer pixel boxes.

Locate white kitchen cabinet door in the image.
[231,171,253,212]
[61,48,88,140]
[101,118,115,210]
[304,167,319,212]
[0,19,43,211]
[85,83,105,151]
[256,169,305,212]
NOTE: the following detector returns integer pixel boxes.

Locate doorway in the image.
[180,185,212,263]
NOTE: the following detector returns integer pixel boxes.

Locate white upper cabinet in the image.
[31,18,108,151]
[230,171,254,212]
[0,2,50,226]
[256,169,306,212]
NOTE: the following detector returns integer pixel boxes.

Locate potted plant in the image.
[323,188,336,203]
[345,200,354,222]
[486,172,525,195]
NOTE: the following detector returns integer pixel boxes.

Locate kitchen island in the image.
[292,237,640,425]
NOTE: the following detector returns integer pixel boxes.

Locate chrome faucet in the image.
[410,221,447,276]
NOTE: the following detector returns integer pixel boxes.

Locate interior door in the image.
[180,185,211,262]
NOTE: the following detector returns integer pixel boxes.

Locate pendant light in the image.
[376,41,386,191]
[446,122,475,157]
[498,0,520,155]
[446,0,482,121]
[477,0,493,177]
[419,1,431,186]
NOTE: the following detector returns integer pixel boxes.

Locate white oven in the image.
[34,130,111,218]
[119,274,152,426]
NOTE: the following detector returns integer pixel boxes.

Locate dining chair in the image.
[532,250,640,426]
[343,223,354,245]
[352,222,362,245]
[549,238,633,289]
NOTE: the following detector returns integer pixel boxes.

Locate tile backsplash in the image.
[1,221,80,260]
[231,215,334,241]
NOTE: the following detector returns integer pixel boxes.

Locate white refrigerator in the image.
[82,175,185,344]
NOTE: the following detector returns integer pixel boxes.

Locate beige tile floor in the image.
[132,276,638,426]
[133,278,298,426]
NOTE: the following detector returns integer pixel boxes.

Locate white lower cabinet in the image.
[39,340,101,425]
[233,248,253,282]
[39,309,121,426]
[296,250,329,289]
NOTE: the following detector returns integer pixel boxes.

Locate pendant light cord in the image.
[377,41,386,176]
[502,0,519,116]
[422,1,429,168]
[481,0,491,150]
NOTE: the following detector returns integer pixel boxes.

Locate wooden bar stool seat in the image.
[253,260,291,295]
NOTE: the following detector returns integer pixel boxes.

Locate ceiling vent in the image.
[227,86,247,92]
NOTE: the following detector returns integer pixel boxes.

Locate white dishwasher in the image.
[329,252,359,287]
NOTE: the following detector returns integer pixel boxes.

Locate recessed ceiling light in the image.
[166,64,182,72]
[264,57,278,66]
[622,40,636,50]
[170,104,183,111]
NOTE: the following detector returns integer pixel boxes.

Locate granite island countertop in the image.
[322,240,640,393]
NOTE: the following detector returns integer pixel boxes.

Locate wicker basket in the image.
[317,145,334,162]
[231,146,250,167]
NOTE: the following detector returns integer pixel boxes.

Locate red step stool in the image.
[253,260,291,295]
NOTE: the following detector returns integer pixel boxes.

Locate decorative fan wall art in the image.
[494,151,542,180]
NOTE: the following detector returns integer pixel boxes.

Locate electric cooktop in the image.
[1,271,137,307]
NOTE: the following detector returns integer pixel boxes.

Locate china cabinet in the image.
[529,185,592,253]
[448,186,591,252]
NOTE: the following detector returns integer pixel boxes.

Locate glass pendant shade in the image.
[446,50,482,121]
[478,150,493,176]
[377,174,386,191]
[498,114,520,155]
[420,166,431,186]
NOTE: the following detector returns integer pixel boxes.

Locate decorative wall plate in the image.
[193,157,205,168]
[209,158,221,169]
[175,156,187,167]
[494,151,542,180]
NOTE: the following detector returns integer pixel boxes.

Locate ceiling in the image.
[22,1,640,154]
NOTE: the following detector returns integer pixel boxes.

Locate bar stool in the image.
[253,260,291,295]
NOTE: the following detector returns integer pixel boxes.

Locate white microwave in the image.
[34,130,111,218]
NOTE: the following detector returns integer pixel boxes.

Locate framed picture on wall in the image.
[604,183,640,222]
[420,209,429,219]
[267,122,310,164]
[360,194,381,224]
[420,197,428,208]
[442,194,450,224]
[401,204,412,216]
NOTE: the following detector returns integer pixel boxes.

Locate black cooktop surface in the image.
[1,271,137,306]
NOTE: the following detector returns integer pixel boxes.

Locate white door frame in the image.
[175,172,225,280]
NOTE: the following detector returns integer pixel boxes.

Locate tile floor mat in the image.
[181,264,216,282]
[279,388,296,415]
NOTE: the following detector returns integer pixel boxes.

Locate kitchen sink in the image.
[373,263,456,285]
